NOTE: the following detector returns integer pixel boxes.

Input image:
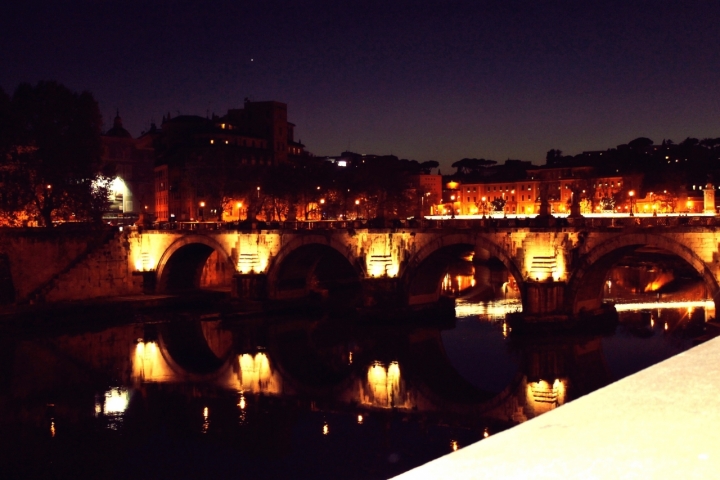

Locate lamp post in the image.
[629,190,635,217]
[355,199,360,219]
[199,201,205,222]
[481,196,487,218]
[450,194,456,219]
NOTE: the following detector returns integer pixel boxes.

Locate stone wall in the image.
[0,226,141,305]
[43,229,142,303]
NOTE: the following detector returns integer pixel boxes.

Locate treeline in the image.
[0,81,112,227]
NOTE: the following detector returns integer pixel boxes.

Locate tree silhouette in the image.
[628,137,653,150]
[1,81,109,226]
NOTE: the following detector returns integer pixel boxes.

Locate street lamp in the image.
[481,196,487,218]
[256,186,260,198]
[629,190,635,216]
[450,194,456,219]
[199,201,205,222]
[355,199,360,219]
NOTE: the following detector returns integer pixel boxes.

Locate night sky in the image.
[3,1,720,170]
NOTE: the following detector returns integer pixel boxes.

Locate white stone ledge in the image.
[394,336,720,479]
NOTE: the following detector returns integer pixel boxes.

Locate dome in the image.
[105,111,132,138]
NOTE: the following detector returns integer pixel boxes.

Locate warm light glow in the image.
[238,394,246,410]
[133,341,173,382]
[50,420,56,437]
[357,414,364,424]
[238,352,281,394]
[455,298,522,318]
[348,351,353,365]
[451,440,459,451]
[483,428,490,438]
[363,361,407,408]
[104,387,129,414]
[614,300,714,312]
[526,378,567,415]
[134,252,155,272]
[199,201,205,207]
[202,406,210,434]
[323,422,329,435]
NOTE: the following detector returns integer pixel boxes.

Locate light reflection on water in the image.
[3,294,716,479]
[454,298,522,319]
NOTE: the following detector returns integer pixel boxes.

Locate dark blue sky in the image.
[3,1,720,170]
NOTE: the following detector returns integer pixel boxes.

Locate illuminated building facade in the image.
[439,165,642,216]
[411,174,443,216]
[101,112,155,220]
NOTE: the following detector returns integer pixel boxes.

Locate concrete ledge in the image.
[395,336,720,479]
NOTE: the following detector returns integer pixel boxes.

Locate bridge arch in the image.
[266,234,362,301]
[567,232,720,314]
[403,233,524,307]
[156,235,235,293]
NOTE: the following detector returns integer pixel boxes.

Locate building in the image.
[101,112,155,221]
[153,100,311,222]
[411,174,443,216]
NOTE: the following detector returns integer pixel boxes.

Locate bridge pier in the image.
[233,273,267,301]
[361,277,403,309]
[524,280,566,315]
[133,270,157,294]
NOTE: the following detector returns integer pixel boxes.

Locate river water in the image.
[0,297,711,479]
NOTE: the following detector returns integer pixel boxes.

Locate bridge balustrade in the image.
[141,214,720,233]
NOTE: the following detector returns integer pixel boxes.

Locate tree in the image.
[418,160,439,174]
[451,158,496,176]
[546,149,563,165]
[490,197,506,213]
[628,137,654,150]
[1,81,109,226]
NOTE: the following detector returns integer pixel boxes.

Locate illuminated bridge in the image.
[3,216,720,324]
[119,216,720,322]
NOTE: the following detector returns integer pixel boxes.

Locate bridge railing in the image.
[139,215,720,232]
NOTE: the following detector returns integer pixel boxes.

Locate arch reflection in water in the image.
[237,352,282,394]
[361,361,412,408]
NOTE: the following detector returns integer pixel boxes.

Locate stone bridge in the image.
[124,217,720,319]
[3,218,720,321]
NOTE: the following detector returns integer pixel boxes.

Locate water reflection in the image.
[133,341,173,382]
[237,352,282,394]
[362,361,409,408]
[0,295,715,479]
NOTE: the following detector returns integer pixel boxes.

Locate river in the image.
[0,295,712,479]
